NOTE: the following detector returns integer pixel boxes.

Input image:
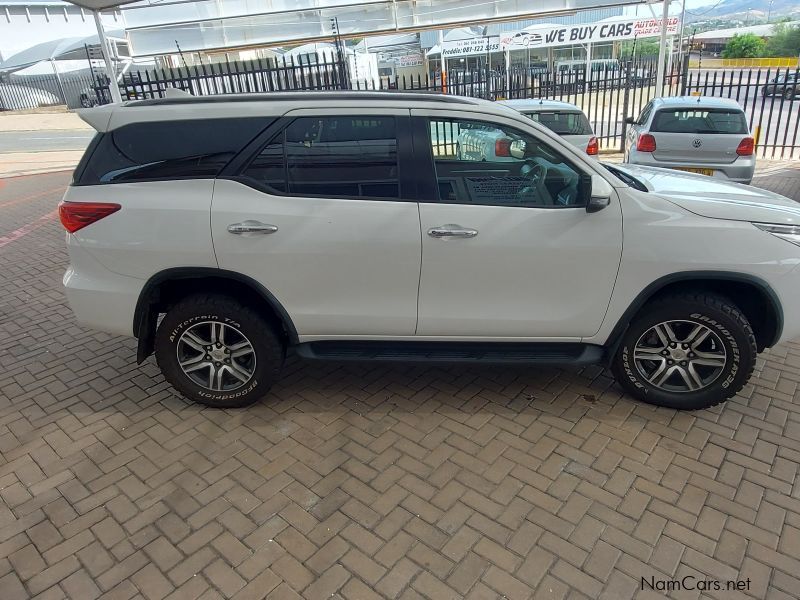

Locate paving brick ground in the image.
[0,165,799,600]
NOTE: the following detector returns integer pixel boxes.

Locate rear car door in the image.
[411,110,623,339]
[211,109,422,339]
[648,107,750,165]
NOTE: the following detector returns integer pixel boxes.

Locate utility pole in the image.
[677,0,687,74]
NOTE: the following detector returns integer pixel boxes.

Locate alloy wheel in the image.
[176,321,256,391]
[633,320,727,393]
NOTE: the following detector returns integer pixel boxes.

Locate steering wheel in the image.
[516,160,547,203]
[521,160,546,184]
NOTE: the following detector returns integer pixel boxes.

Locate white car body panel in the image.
[62,180,218,279]
[211,179,422,337]
[586,186,800,346]
[415,200,623,337]
[613,164,800,225]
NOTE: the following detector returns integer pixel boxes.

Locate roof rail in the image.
[124,90,482,107]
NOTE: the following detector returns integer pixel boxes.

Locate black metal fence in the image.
[105,55,682,152]
[0,71,96,111]
[684,66,800,159]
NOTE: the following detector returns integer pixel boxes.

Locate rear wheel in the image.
[612,293,756,410]
[155,294,284,408]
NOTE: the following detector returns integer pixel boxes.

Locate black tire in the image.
[784,88,796,100]
[155,294,284,408]
[612,292,756,410]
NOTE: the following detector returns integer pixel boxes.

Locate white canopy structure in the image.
[0,30,127,73]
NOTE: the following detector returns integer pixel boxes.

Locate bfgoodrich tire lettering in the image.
[612,292,756,410]
[155,294,284,408]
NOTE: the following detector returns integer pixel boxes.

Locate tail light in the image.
[495,138,512,157]
[59,201,120,233]
[736,137,754,156]
[586,136,599,156]
[636,133,657,152]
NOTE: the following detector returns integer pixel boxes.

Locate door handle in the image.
[427,224,478,239]
[227,220,278,235]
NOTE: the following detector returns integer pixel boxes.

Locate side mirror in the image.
[586,173,612,213]
[624,117,636,125]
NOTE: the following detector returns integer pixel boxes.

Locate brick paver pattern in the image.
[1,166,800,600]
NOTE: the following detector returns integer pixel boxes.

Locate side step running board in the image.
[294,341,605,365]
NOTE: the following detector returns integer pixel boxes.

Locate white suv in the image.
[61,91,800,410]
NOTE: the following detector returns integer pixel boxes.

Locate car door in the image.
[411,110,623,339]
[211,108,422,339]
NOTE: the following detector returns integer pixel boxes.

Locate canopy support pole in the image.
[50,59,68,105]
[655,0,670,97]
[93,9,122,103]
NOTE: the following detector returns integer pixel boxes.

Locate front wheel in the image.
[784,88,796,100]
[155,294,284,408]
[612,293,756,410]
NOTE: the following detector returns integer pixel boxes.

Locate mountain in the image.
[686,0,799,23]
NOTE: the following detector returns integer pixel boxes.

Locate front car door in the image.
[411,110,623,340]
[212,108,422,339]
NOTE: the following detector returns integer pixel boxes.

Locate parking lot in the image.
[1,167,800,599]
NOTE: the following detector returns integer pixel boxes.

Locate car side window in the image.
[637,102,654,126]
[244,116,400,200]
[427,118,587,208]
[76,117,273,185]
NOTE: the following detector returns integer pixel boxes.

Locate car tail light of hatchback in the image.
[495,138,512,157]
[636,133,657,152]
[59,201,121,233]
[736,137,755,156]
[586,136,599,155]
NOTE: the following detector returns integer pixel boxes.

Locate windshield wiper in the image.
[603,164,648,192]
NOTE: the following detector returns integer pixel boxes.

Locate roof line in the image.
[124,90,482,107]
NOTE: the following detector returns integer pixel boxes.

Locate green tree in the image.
[620,38,660,58]
[764,24,800,57]
[722,33,766,58]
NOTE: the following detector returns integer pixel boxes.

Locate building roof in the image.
[694,20,800,43]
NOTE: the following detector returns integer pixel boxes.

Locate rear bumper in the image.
[626,152,756,184]
[63,240,144,337]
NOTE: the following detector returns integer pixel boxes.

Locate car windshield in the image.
[651,108,748,134]
[525,111,593,135]
[603,164,648,192]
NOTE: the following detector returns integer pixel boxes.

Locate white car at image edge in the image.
[61,91,800,411]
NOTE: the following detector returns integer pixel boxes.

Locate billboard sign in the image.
[395,53,424,67]
[441,36,501,57]
[500,17,680,50]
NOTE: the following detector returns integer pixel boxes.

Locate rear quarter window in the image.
[76,117,273,185]
[650,108,748,134]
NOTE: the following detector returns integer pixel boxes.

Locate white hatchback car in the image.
[62,91,800,410]
[624,96,756,184]
[500,99,598,156]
